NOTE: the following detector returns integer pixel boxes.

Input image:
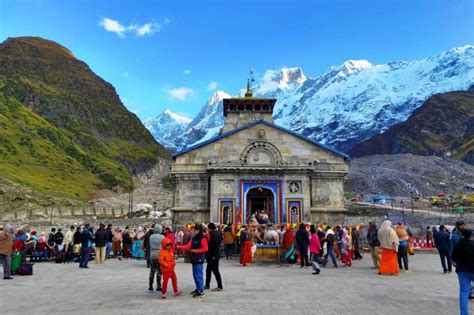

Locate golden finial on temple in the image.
[245,68,254,98]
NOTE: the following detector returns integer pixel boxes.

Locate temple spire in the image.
[245,78,252,98]
[245,68,254,98]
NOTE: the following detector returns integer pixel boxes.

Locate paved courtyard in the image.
[0,253,465,315]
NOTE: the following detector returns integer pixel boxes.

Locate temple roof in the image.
[172,119,350,160]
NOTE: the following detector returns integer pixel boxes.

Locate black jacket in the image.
[106,228,113,243]
[55,232,64,245]
[433,231,451,252]
[367,226,381,247]
[207,230,222,259]
[295,229,309,251]
[94,228,107,247]
[452,238,474,273]
[73,231,81,245]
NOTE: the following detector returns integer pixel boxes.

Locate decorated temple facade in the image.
[170,82,349,225]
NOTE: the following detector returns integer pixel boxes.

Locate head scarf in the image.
[378,220,399,251]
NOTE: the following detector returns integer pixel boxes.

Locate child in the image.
[159,238,182,298]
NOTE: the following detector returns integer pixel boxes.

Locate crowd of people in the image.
[0,219,473,313]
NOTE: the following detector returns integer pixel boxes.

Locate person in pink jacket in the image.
[309,225,321,275]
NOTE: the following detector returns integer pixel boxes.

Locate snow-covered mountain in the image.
[147,45,474,153]
[144,109,191,149]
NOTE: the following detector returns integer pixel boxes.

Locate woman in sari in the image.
[282,225,296,264]
[377,220,400,275]
[239,225,252,266]
[132,227,145,259]
[341,229,352,266]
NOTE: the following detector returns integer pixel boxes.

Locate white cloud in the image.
[164,18,171,25]
[99,18,126,37]
[122,71,129,77]
[207,81,218,91]
[168,87,195,101]
[183,69,192,75]
[99,18,161,38]
[136,23,161,36]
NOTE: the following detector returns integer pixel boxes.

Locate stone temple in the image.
[170,82,349,225]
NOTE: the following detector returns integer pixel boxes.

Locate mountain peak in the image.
[338,59,373,76]
[162,109,191,124]
[207,90,231,105]
[2,36,75,59]
[257,67,306,94]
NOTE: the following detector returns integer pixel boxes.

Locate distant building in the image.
[170,81,349,224]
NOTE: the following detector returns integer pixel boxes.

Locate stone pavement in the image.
[0,254,466,315]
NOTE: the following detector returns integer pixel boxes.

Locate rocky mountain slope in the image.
[0,37,169,202]
[148,46,474,153]
[347,154,474,196]
[350,87,474,164]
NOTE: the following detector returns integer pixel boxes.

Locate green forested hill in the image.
[0,37,169,202]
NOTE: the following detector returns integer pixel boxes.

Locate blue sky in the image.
[1,0,473,121]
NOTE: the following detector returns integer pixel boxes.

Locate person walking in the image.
[205,223,223,291]
[223,224,235,260]
[309,225,321,275]
[433,225,452,274]
[159,238,182,299]
[452,229,474,315]
[177,224,209,298]
[296,223,310,269]
[367,220,381,269]
[395,223,409,272]
[79,224,94,268]
[322,226,338,268]
[94,223,107,264]
[378,220,399,276]
[149,224,164,292]
[0,224,14,280]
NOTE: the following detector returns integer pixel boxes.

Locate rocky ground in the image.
[347,154,474,196]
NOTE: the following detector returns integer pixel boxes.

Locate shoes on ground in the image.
[148,287,154,292]
[211,288,223,291]
[204,286,210,290]
[3,277,13,280]
[161,294,166,299]
[174,291,182,296]
[193,291,205,298]
[156,287,162,292]
[190,289,198,295]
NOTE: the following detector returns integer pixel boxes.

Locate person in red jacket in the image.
[159,238,182,299]
[177,224,208,298]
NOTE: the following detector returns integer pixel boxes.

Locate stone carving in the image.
[288,181,300,193]
[221,181,234,193]
[257,129,266,139]
[240,141,283,165]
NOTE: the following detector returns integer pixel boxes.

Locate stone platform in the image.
[0,253,464,315]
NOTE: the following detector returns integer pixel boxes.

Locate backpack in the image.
[55,251,65,263]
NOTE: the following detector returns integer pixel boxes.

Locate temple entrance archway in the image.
[246,186,274,224]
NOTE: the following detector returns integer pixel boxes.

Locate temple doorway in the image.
[246,186,274,224]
